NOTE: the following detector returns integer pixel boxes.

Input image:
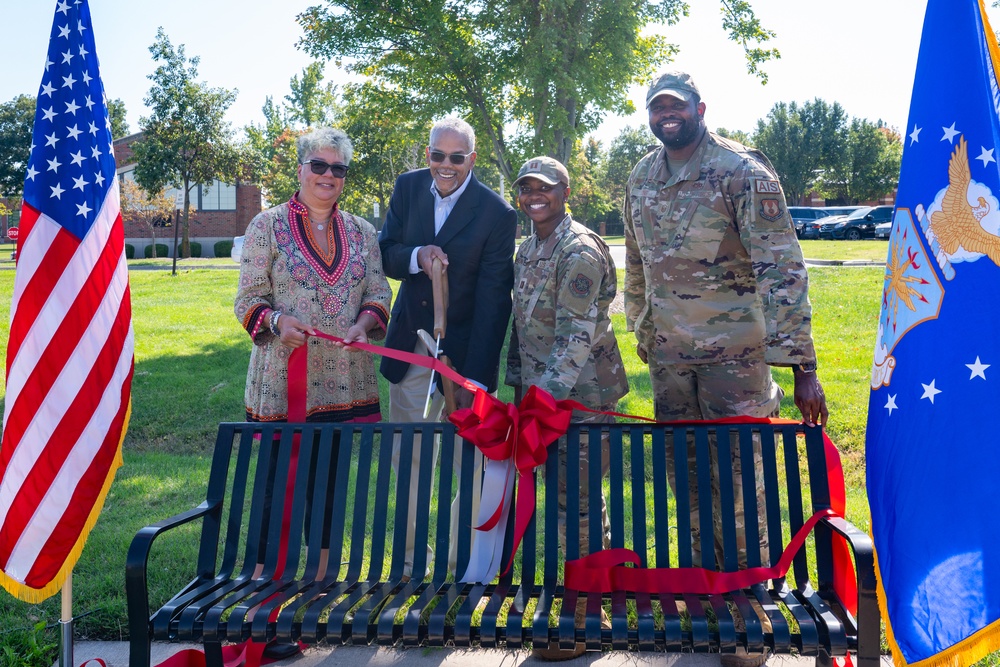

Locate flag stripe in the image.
[0,210,124,465]
[2,185,118,438]
[25,360,133,588]
[6,314,134,581]
[0,248,131,552]
[4,206,71,374]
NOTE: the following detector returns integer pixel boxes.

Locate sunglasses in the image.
[428,149,474,165]
[302,159,349,178]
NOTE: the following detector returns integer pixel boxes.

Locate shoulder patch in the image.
[760,198,783,221]
[755,179,782,194]
[569,273,594,298]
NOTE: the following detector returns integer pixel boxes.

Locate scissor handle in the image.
[432,256,448,340]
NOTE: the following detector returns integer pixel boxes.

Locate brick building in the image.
[113,133,263,257]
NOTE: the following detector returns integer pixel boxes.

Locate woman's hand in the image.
[277,314,315,349]
[332,313,378,350]
[335,323,369,349]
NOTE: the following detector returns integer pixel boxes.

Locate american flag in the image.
[0,0,133,602]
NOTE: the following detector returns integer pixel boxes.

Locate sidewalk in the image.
[62,641,892,666]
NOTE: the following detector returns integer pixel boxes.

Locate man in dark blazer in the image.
[379,117,516,576]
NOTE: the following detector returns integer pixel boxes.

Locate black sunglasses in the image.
[302,159,349,178]
[428,149,474,165]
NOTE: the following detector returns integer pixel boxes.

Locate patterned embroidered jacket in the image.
[235,196,391,422]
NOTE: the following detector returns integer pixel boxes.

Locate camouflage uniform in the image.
[506,214,628,557]
[624,131,818,569]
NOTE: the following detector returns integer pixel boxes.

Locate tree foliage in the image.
[0,94,36,198]
[284,62,338,128]
[752,98,899,205]
[133,28,240,257]
[336,82,428,222]
[297,0,779,178]
[601,125,656,212]
[107,98,130,140]
[119,178,188,257]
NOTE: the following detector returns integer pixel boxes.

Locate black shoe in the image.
[262,641,301,661]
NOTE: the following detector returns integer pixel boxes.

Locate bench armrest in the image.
[819,515,880,658]
[126,500,217,641]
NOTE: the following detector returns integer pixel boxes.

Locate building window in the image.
[199,182,236,211]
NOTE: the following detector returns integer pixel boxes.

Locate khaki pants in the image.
[649,358,780,570]
[389,353,482,577]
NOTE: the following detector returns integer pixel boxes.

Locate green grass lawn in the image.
[7,260,989,664]
[799,239,889,262]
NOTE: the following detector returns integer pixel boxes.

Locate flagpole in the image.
[59,573,74,667]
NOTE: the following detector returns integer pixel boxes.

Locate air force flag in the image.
[867,1,1000,665]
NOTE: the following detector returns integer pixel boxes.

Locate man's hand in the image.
[442,385,475,419]
[636,342,648,364]
[417,245,449,276]
[793,370,829,427]
[277,314,315,349]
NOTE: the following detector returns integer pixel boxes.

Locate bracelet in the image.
[269,310,282,337]
[793,362,817,374]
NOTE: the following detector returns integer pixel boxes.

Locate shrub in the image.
[144,243,169,258]
[214,239,233,259]
[125,244,135,259]
[188,241,202,258]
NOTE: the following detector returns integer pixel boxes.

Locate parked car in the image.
[231,235,244,262]
[819,205,894,240]
[788,207,831,238]
[875,219,893,239]
[802,214,846,240]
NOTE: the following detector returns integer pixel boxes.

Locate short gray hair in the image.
[429,117,476,152]
[296,127,354,164]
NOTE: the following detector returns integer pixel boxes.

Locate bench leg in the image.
[204,640,224,667]
[128,634,151,667]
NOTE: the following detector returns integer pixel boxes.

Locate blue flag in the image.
[867,1,1000,664]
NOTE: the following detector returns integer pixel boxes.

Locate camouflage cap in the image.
[645,70,700,107]
[513,156,570,187]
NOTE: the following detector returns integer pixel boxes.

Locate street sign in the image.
[7,226,18,241]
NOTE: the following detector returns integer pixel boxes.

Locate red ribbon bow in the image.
[449,385,573,574]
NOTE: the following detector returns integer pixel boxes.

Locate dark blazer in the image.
[379,169,516,393]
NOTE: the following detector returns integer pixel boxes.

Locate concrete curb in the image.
[803,258,883,267]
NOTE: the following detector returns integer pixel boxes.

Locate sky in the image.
[2,0,999,146]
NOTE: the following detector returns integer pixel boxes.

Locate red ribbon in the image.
[449,386,572,572]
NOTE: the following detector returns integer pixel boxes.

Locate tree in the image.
[715,127,753,146]
[752,99,848,205]
[107,98,130,139]
[119,178,183,257]
[601,125,656,212]
[336,82,428,223]
[567,137,614,230]
[133,28,240,257]
[0,94,36,199]
[284,62,338,128]
[839,120,902,204]
[298,1,778,178]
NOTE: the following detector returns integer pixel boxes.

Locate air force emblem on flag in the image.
[871,208,944,389]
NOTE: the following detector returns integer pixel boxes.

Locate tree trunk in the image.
[182,177,192,259]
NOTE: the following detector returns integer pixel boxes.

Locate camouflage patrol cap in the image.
[513,156,570,187]
[645,70,701,107]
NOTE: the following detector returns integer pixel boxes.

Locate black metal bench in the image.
[126,420,878,666]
